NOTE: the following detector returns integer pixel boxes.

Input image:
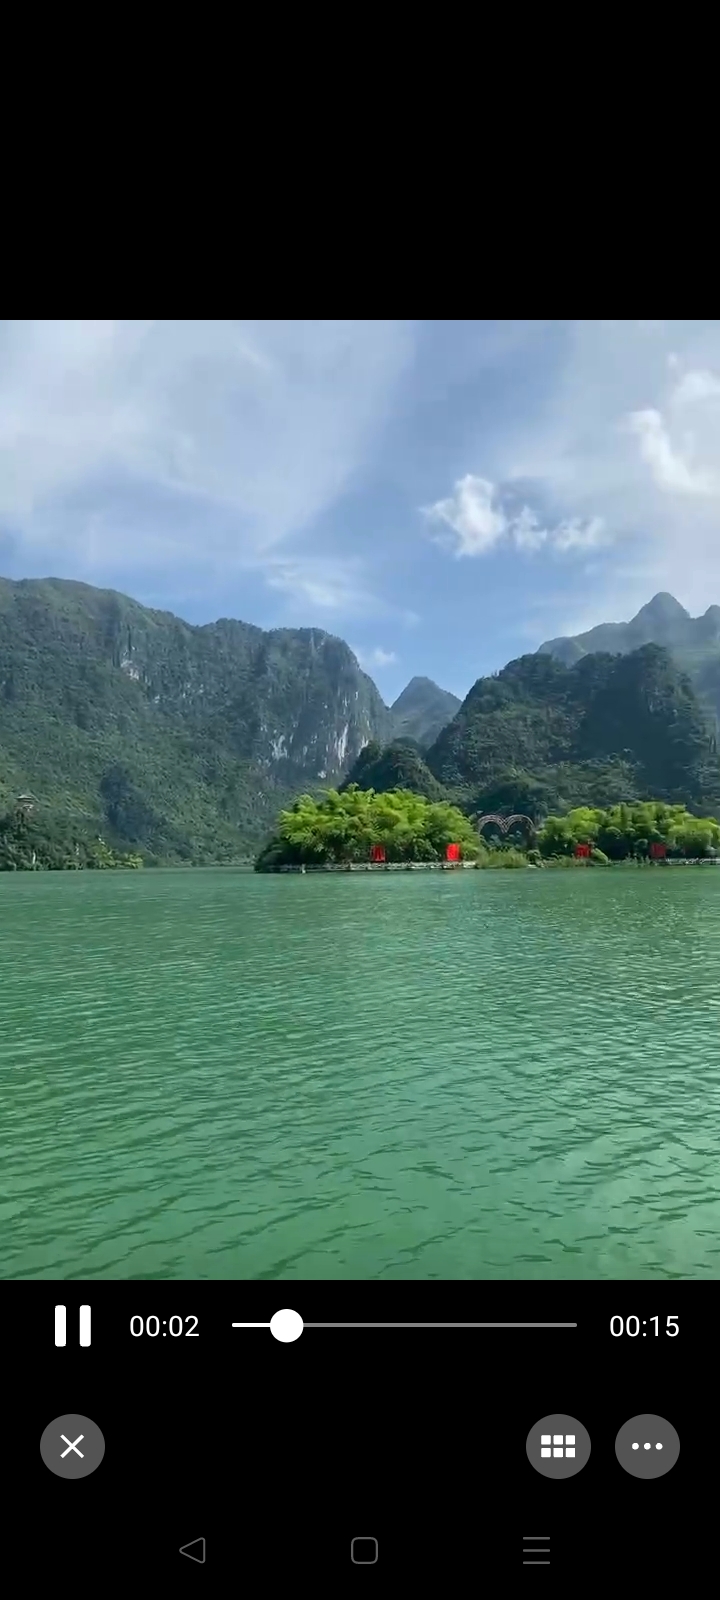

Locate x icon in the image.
[60,1434,84,1459]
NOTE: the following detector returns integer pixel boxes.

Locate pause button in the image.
[55,1305,92,1346]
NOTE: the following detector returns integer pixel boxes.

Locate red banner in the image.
[370,844,386,863]
[574,842,591,858]
[649,842,667,859]
[446,842,460,861]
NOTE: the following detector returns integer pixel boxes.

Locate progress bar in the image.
[232,1311,577,1343]
[305,1322,576,1329]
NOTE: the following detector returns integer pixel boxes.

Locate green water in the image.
[2,868,720,1280]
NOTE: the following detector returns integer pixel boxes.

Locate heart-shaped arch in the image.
[476,812,536,839]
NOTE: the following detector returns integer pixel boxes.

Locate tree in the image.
[537,801,720,862]
[0,806,145,871]
[537,816,575,857]
[255,786,480,868]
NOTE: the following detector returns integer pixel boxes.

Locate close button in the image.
[40,1413,105,1479]
[351,1537,378,1564]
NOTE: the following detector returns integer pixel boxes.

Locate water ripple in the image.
[1,868,720,1278]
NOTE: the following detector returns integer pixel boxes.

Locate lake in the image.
[1,867,719,1280]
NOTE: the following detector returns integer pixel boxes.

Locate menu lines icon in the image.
[523,1534,550,1565]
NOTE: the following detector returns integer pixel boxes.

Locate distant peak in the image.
[635,592,689,621]
[392,675,453,707]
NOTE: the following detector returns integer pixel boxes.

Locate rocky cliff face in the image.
[0,576,392,858]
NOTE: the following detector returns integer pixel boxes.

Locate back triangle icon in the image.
[180,1537,206,1564]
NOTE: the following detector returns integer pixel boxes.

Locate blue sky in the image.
[1,319,720,701]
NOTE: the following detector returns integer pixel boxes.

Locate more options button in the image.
[615,1415,680,1478]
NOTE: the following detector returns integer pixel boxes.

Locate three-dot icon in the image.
[615,1415,679,1479]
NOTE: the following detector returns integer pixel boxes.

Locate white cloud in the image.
[511,506,547,550]
[490,321,720,623]
[423,475,506,555]
[0,320,413,597]
[352,645,398,668]
[423,473,607,560]
[262,559,413,627]
[7,318,720,646]
[670,367,720,407]
[627,407,718,495]
[551,517,607,551]
[264,557,378,615]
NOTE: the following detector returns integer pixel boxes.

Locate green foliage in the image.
[0,800,144,871]
[536,802,720,860]
[541,854,595,868]
[471,772,555,822]
[475,846,527,868]
[537,815,575,855]
[340,740,447,801]
[255,785,480,868]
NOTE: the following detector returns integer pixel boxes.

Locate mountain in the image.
[424,644,720,815]
[0,576,392,861]
[340,738,447,801]
[538,593,720,727]
[390,676,461,748]
[5,574,717,866]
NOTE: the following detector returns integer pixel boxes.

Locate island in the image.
[254,789,720,871]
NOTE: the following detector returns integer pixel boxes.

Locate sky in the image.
[1,318,720,701]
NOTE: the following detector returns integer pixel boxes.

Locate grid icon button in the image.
[527,1414,591,1479]
[547,1433,576,1458]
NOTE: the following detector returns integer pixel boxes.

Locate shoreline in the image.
[267,861,477,873]
[261,857,720,873]
[3,857,719,876]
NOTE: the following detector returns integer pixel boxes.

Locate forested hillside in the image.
[340,738,447,801]
[0,577,392,862]
[538,592,720,729]
[425,644,720,813]
[354,645,720,819]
